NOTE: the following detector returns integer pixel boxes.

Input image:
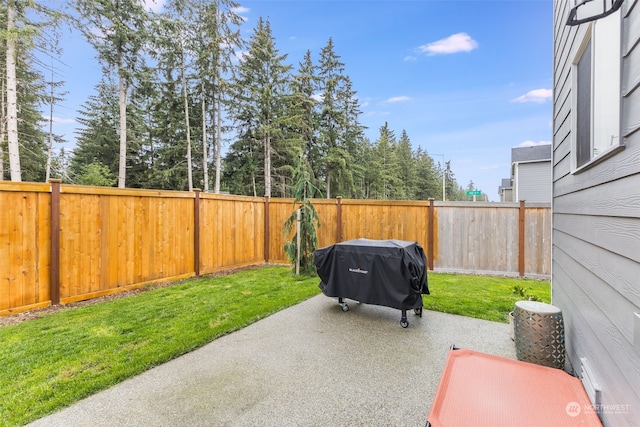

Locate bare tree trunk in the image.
[117,50,127,188]
[281,174,285,197]
[181,40,193,192]
[264,133,271,197]
[326,170,331,199]
[201,84,208,192]
[45,69,55,182]
[1,75,6,181]
[214,94,221,193]
[252,173,256,197]
[6,0,21,182]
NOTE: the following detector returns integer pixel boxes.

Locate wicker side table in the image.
[514,301,565,369]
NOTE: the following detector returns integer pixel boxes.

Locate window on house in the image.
[572,9,622,170]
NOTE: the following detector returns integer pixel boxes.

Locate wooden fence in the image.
[0,181,551,316]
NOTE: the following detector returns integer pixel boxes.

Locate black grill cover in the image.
[314,238,429,310]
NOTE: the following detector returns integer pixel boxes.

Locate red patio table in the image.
[426,348,602,427]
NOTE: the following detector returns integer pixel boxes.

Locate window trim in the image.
[570,12,625,175]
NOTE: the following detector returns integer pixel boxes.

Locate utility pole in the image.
[433,154,445,201]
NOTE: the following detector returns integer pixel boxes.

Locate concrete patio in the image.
[28,294,516,427]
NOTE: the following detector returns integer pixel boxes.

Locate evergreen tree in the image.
[191,0,244,193]
[292,51,319,169]
[316,38,354,198]
[369,122,403,200]
[77,161,117,186]
[283,156,320,275]
[75,0,150,188]
[71,73,148,188]
[69,77,120,184]
[1,0,63,182]
[221,132,262,196]
[338,76,367,198]
[226,17,292,197]
[14,55,48,182]
[396,130,418,199]
[414,147,441,200]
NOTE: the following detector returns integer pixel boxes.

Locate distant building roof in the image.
[498,178,512,196]
[511,144,552,163]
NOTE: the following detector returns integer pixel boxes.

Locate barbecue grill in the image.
[314,238,429,327]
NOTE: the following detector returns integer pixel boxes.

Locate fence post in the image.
[264,196,270,263]
[336,196,342,243]
[193,189,201,277]
[519,200,525,278]
[428,198,435,271]
[49,179,61,305]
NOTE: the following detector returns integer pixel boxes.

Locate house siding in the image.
[516,162,551,203]
[553,1,640,426]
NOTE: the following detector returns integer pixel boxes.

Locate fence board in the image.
[199,194,265,273]
[267,198,293,263]
[525,206,552,277]
[435,203,520,275]
[313,199,339,247]
[8,193,22,308]
[0,186,51,313]
[36,192,50,302]
[0,182,551,316]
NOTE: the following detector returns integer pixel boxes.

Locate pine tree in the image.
[317,38,345,198]
[414,147,441,200]
[1,0,63,182]
[75,0,150,188]
[396,130,418,199]
[369,122,403,200]
[71,73,148,188]
[191,0,244,193]
[286,50,320,197]
[227,17,292,197]
[316,38,364,198]
[339,76,367,198]
[14,55,48,182]
[283,157,320,275]
[292,51,319,173]
[69,77,120,185]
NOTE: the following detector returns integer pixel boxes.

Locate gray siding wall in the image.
[553,1,640,425]
[516,161,552,202]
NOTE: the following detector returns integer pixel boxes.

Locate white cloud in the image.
[517,140,552,147]
[418,33,478,56]
[383,96,411,103]
[311,93,324,102]
[404,55,417,62]
[41,116,76,124]
[232,6,249,22]
[512,89,552,103]
[232,6,250,14]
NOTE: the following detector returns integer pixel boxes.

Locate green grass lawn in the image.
[0,266,549,426]
[423,273,551,323]
[0,266,321,427]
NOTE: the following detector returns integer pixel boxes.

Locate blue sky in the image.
[48,0,553,201]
